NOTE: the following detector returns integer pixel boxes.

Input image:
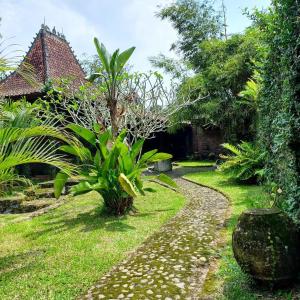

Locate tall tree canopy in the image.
[154,1,265,141]
[157,0,222,69]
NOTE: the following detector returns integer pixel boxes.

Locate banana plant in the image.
[87,38,135,136]
[55,124,177,215]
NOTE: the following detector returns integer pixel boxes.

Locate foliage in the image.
[0,124,75,194]
[256,0,300,220]
[0,99,45,128]
[0,99,75,194]
[155,0,266,141]
[169,28,265,140]
[87,38,135,136]
[157,0,222,68]
[55,124,176,215]
[218,142,265,183]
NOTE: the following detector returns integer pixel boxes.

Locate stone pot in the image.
[154,159,172,172]
[232,208,300,285]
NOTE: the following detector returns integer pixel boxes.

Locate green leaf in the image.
[139,149,158,164]
[156,173,178,188]
[94,38,110,74]
[110,49,120,79]
[71,181,93,196]
[116,47,136,73]
[94,150,101,169]
[116,128,127,143]
[67,124,96,146]
[144,187,157,193]
[148,153,172,162]
[130,139,144,160]
[86,73,102,82]
[54,172,69,199]
[60,145,92,161]
[118,173,138,197]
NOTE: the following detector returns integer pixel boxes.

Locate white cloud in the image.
[122,0,178,72]
[0,0,177,73]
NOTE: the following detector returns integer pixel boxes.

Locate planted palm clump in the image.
[54,124,176,215]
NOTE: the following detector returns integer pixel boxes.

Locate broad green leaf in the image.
[139,149,158,164]
[98,129,111,145]
[60,145,92,161]
[93,123,102,133]
[118,173,138,197]
[156,173,178,188]
[116,47,136,73]
[67,124,96,146]
[110,49,120,79]
[144,187,157,193]
[71,181,93,196]
[135,177,145,196]
[94,150,101,169]
[148,153,172,162]
[94,38,110,74]
[54,172,69,198]
[116,128,127,143]
[86,72,102,82]
[130,139,144,160]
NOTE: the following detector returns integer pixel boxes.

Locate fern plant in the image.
[218,141,265,183]
[55,124,177,215]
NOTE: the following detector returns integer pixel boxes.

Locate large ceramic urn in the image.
[232,208,300,285]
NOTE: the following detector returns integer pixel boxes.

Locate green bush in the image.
[256,0,300,219]
[218,142,265,183]
[55,124,177,215]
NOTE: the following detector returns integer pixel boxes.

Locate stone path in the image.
[81,176,229,300]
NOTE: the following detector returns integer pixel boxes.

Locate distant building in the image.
[0,25,222,160]
[0,24,86,100]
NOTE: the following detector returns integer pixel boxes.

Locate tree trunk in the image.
[108,97,119,137]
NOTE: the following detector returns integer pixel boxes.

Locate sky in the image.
[0,0,270,73]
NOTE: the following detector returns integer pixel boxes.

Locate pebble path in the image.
[81,176,229,300]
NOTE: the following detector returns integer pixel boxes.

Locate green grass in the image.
[175,160,215,167]
[184,171,273,300]
[0,182,185,300]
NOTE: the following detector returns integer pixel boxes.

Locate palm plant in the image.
[87,38,135,136]
[218,141,265,183]
[0,125,75,194]
[55,124,176,215]
[0,99,44,128]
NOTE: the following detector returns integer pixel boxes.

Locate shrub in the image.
[55,124,177,215]
[256,0,300,219]
[218,142,265,183]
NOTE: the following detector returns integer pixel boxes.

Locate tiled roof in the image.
[0,25,86,98]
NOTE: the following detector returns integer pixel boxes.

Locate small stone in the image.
[147,290,154,295]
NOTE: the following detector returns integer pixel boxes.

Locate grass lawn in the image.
[175,160,215,167]
[184,171,282,300]
[0,182,185,300]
